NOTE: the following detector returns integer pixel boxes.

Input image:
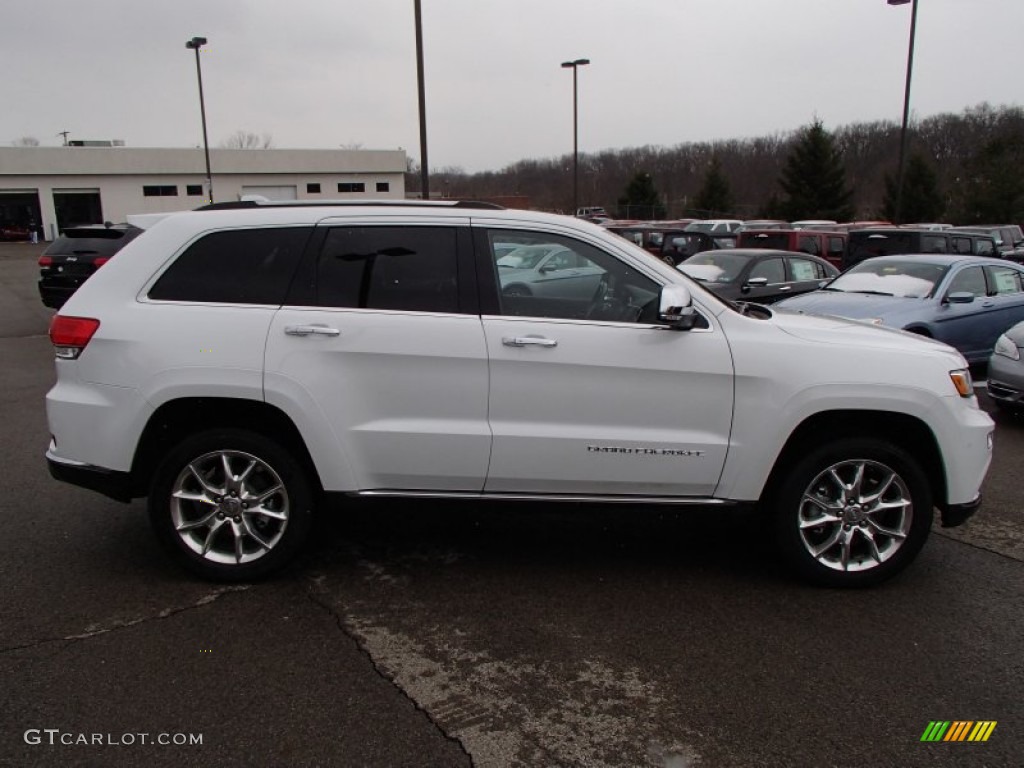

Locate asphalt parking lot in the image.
[1,241,1022,767]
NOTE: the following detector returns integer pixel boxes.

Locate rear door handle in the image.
[285,324,341,337]
[502,336,558,348]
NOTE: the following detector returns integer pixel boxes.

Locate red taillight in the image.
[38,255,53,266]
[94,257,110,267]
[49,315,100,359]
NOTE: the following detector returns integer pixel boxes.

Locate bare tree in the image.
[12,136,40,146]
[220,130,273,149]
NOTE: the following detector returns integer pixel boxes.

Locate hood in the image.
[769,305,963,362]
[775,290,926,321]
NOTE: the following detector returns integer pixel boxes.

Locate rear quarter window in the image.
[148,227,311,304]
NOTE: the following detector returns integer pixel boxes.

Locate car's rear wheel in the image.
[149,429,314,581]
[773,438,932,587]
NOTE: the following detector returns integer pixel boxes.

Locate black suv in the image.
[844,228,997,270]
[38,224,144,308]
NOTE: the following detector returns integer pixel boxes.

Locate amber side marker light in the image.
[49,316,100,360]
[949,369,973,397]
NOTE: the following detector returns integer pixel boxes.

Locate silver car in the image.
[496,244,604,299]
[988,320,1024,414]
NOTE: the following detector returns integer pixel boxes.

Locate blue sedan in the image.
[775,255,1024,364]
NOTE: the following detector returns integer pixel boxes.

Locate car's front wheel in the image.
[773,438,932,587]
[149,429,314,581]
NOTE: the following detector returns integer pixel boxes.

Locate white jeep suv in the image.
[45,200,993,586]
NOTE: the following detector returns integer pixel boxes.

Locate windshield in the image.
[827,260,949,298]
[678,252,749,282]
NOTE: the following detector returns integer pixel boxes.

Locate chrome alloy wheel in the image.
[797,459,913,572]
[170,450,289,565]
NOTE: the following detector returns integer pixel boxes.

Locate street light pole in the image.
[888,0,918,225]
[414,0,429,200]
[561,58,589,215]
[185,36,214,204]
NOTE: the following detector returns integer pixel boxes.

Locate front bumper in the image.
[939,492,981,528]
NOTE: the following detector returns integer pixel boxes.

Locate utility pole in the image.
[414,0,429,200]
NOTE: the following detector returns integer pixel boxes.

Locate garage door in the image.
[0,190,42,240]
[240,185,298,201]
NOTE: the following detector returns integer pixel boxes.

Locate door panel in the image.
[265,309,490,490]
[482,316,734,496]
[264,219,491,492]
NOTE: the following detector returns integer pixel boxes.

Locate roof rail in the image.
[193,199,505,212]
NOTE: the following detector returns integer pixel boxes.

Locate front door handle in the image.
[502,336,558,348]
[285,324,341,337]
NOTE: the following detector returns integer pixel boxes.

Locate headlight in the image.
[949,368,974,397]
[993,334,1021,361]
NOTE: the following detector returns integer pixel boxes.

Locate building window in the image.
[307,183,321,194]
[337,182,365,193]
[376,182,390,193]
[186,185,203,196]
[143,185,178,197]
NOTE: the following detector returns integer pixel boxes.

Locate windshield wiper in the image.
[849,290,895,297]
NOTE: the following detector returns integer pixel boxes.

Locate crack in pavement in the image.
[304,575,474,766]
[0,585,251,655]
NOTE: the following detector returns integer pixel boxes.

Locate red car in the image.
[0,224,32,241]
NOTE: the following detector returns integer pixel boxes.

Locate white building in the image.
[0,146,408,240]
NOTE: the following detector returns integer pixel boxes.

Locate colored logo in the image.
[920,721,997,742]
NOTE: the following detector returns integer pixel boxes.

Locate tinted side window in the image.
[317,226,459,312]
[951,237,973,255]
[149,227,311,304]
[749,258,785,283]
[946,266,986,298]
[920,235,947,254]
[797,235,820,255]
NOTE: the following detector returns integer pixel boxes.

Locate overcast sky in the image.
[3,0,1022,172]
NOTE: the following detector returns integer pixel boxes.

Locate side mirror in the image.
[539,264,557,273]
[658,284,697,330]
[947,291,975,304]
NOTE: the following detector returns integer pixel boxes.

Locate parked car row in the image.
[590,213,1024,370]
[773,255,1024,365]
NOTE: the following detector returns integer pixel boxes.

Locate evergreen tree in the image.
[617,171,666,220]
[692,155,735,217]
[778,120,854,221]
[950,130,1024,224]
[881,152,945,223]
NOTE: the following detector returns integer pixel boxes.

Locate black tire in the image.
[149,429,315,581]
[772,438,932,588]
[661,254,677,267]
